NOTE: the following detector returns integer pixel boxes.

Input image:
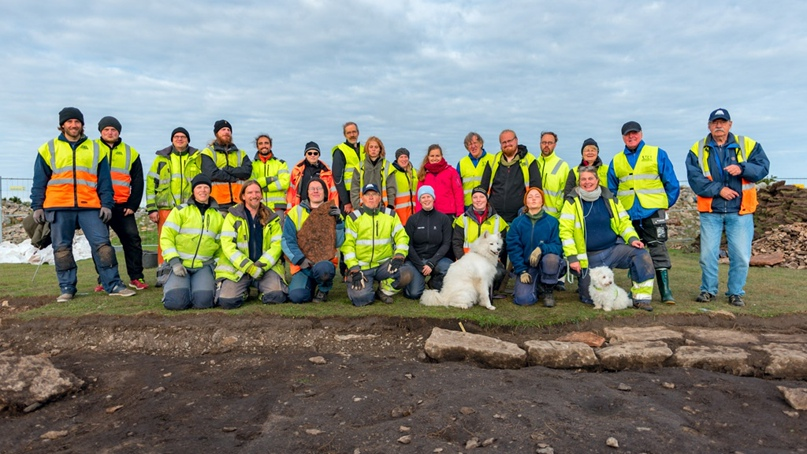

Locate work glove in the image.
[33,209,46,225]
[253,261,266,268]
[328,205,341,218]
[519,272,532,284]
[171,262,187,277]
[528,246,543,267]
[387,254,405,274]
[247,264,264,280]
[349,268,366,291]
[299,258,314,269]
[265,176,276,186]
[99,207,112,223]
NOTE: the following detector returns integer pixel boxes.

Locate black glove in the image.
[99,207,112,223]
[387,254,405,274]
[253,261,266,268]
[350,268,366,291]
[328,205,341,218]
[300,258,313,269]
[33,209,46,225]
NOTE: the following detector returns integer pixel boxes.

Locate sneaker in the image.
[313,290,328,303]
[695,291,715,303]
[633,301,653,312]
[376,290,394,304]
[94,284,104,292]
[728,295,745,307]
[109,285,136,297]
[56,292,74,303]
[492,293,507,300]
[129,278,149,290]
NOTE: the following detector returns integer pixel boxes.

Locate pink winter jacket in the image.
[416,159,464,217]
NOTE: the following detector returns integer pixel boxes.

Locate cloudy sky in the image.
[2,0,806,202]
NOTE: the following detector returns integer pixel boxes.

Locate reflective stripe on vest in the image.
[459,154,494,206]
[109,143,133,204]
[462,215,501,253]
[694,135,758,215]
[613,145,668,211]
[334,143,364,191]
[209,147,245,206]
[43,139,102,209]
[539,156,566,216]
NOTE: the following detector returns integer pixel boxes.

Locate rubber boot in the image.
[656,268,675,305]
[543,289,555,308]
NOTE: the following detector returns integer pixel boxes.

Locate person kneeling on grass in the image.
[282,178,345,303]
[160,174,224,310]
[507,187,565,308]
[559,166,655,311]
[341,183,415,306]
[402,185,453,299]
[215,179,288,308]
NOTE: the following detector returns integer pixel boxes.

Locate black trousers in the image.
[632,209,671,269]
[95,206,144,281]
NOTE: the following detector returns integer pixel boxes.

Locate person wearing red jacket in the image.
[416,144,464,217]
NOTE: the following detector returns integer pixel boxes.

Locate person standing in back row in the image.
[685,108,769,307]
[608,121,679,305]
[201,119,252,214]
[332,121,364,214]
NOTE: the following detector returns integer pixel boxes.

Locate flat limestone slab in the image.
[0,355,85,411]
[682,328,760,346]
[524,340,599,369]
[604,326,684,344]
[424,327,527,369]
[596,341,673,370]
[761,333,807,344]
[777,386,807,410]
[755,343,807,379]
[672,346,754,376]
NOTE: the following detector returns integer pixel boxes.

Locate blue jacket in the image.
[31,134,115,211]
[506,210,563,275]
[607,140,680,220]
[685,133,769,214]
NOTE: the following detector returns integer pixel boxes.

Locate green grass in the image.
[2,250,804,327]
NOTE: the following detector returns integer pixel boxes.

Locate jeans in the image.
[346,260,416,307]
[403,258,452,299]
[513,253,566,306]
[217,270,288,309]
[163,263,216,310]
[48,209,124,295]
[573,243,655,303]
[699,212,754,296]
[93,206,144,282]
[288,261,336,304]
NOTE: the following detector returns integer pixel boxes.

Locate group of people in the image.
[30,108,769,310]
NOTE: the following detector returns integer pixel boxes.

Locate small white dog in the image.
[420,231,502,310]
[588,266,633,311]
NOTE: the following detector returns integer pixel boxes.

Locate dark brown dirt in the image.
[1,296,806,453]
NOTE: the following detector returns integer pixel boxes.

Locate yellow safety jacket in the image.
[332,142,365,192]
[101,140,139,205]
[146,147,202,212]
[536,152,570,218]
[453,208,508,254]
[215,204,285,282]
[458,153,494,206]
[250,154,290,211]
[200,145,249,206]
[612,146,668,211]
[341,207,409,270]
[160,199,224,268]
[389,164,418,225]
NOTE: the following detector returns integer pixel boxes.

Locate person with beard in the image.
[535,132,570,219]
[349,136,397,211]
[564,138,608,196]
[282,178,345,303]
[216,179,288,308]
[146,127,201,267]
[607,121,680,305]
[402,185,453,299]
[416,144,464,217]
[559,167,655,311]
[31,107,135,302]
[286,141,337,208]
[200,119,252,214]
[250,133,290,220]
[452,186,508,299]
[341,183,414,306]
[479,129,542,268]
[457,132,494,209]
[388,147,418,225]
[92,116,148,291]
[160,174,224,310]
[331,121,364,214]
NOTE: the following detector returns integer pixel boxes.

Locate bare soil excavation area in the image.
[1,296,806,453]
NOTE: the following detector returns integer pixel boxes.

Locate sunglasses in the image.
[306,151,320,156]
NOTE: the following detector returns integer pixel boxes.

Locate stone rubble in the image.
[0,354,85,412]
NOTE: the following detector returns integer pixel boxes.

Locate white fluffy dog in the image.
[420,231,502,310]
[588,266,633,311]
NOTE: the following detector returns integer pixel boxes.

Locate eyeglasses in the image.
[540,141,555,145]
[306,151,320,156]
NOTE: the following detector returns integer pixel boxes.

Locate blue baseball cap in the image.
[708,108,731,122]
[361,183,380,195]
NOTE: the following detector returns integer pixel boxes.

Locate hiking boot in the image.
[728,294,745,307]
[633,301,653,312]
[109,285,136,297]
[376,290,394,304]
[94,284,105,292]
[554,282,567,292]
[313,290,328,303]
[543,291,555,308]
[56,292,74,303]
[129,278,149,290]
[696,291,715,303]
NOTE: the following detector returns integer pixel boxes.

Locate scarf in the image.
[575,185,602,202]
[424,158,448,174]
